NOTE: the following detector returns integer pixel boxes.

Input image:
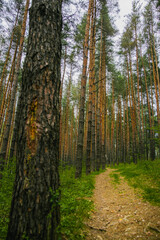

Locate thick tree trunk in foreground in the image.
[7,0,62,239]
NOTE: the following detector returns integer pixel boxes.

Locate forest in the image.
[0,0,160,239]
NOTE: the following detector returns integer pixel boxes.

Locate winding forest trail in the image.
[86,169,160,240]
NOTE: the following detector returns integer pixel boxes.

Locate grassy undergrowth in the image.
[59,167,102,240]
[0,162,15,239]
[109,172,121,185]
[0,163,101,240]
[111,159,160,206]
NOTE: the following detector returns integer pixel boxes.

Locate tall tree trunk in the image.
[91,0,96,172]
[128,51,137,163]
[151,16,160,99]
[0,9,19,98]
[69,106,74,166]
[84,99,89,158]
[141,48,155,160]
[74,117,78,166]
[116,111,119,165]
[116,97,122,164]
[105,96,109,165]
[140,87,145,157]
[135,24,142,158]
[123,98,126,163]
[75,0,92,178]
[0,0,30,162]
[150,38,160,155]
[125,79,130,163]
[150,38,160,126]
[0,53,16,146]
[6,90,17,161]
[119,97,122,163]
[7,0,62,239]
[149,55,155,129]
[101,34,106,169]
[96,91,101,170]
[110,83,115,165]
[64,64,72,166]
[59,46,67,159]
[9,91,21,159]
[0,79,13,149]
[86,0,95,175]
[0,39,18,131]
[61,106,66,166]
[96,18,103,170]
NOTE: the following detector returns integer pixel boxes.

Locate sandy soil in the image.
[85,168,160,240]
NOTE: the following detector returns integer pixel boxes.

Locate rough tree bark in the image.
[6,0,62,239]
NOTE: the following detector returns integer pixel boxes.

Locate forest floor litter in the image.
[85,168,160,240]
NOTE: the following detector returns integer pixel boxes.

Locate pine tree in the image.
[0,0,30,163]
[75,0,93,178]
[7,0,62,239]
[86,0,96,175]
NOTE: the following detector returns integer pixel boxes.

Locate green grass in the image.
[111,159,160,206]
[58,167,102,240]
[0,161,16,239]
[110,172,121,185]
[0,163,102,240]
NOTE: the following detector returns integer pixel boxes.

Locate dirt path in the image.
[86,168,160,240]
